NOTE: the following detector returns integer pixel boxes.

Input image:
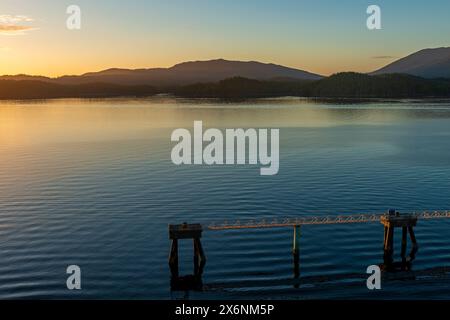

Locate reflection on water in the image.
[1,97,450,299]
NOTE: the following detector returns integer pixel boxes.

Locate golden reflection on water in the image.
[0,97,409,149]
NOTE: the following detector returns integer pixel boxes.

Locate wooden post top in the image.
[169,223,203,239]
[380,214,417,227]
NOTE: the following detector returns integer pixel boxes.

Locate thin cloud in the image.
[0,15,34,23]
[0,14,36,35]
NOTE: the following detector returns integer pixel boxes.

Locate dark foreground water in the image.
[1,97,450,299]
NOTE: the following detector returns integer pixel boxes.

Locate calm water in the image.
[1,97,450,299]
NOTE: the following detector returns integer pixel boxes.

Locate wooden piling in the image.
[408,226,418,261]
[168,223,205,279]
[401,227,407,262]
[380,211,418,270]
[194,238,206,275]
[293,225,300,282]
[169,239,179,278]
[293,225,300,256]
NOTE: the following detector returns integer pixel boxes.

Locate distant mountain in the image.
[372,47,450,79]
[0,74,52,82]
[3,51,450,100]
[165,59,322,82]
[0,59,323,86]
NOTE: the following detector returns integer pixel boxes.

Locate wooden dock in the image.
[168,210,450,289]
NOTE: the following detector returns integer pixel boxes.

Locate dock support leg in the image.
[169,239,179,278]
[169,223,205,291]
[401,227,407,262]
[408,227,418,262]
[194,238,206,276]
[198,240,206,272]
[293,226,300,283]
[194,239,199,275]
[383,226,388,249]
[381,212,419,271]
[383,226,394,265]
[293,225,300,256]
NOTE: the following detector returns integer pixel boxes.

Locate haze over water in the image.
[1,97,450,299]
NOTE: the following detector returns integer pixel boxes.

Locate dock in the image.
[168,210,450,289]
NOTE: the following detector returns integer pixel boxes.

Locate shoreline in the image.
[2,94,450,104]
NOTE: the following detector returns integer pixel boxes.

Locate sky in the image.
[0,0,449,77]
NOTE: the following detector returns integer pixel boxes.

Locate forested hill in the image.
[0,80,157,100]
[173,73,450,99]
[308,73,450,98]
[1,73,450,100]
